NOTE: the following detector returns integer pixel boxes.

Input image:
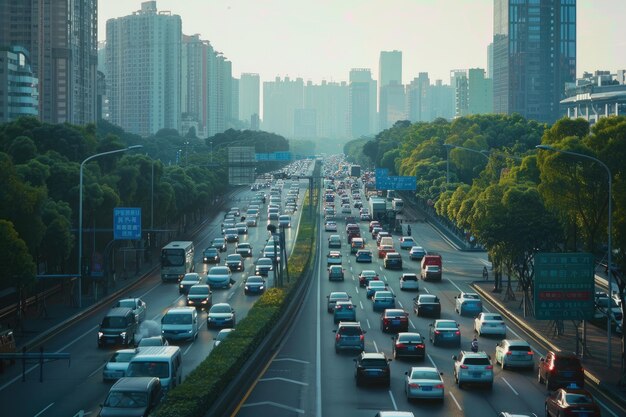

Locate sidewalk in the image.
[472,280,626,411]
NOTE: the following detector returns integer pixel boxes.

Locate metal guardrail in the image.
[0,284,64,322]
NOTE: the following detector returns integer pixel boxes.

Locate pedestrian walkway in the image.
[472,280,626,412]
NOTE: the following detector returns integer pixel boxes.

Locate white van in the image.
[379,236,394,248]
[125,346,182,392]
[160,307,199,342]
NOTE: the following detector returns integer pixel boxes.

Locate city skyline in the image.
[98,0,626,84]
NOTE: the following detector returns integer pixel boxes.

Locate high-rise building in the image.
[0,0,98,125]
[239,73,260,129]
[349,68,377,138]
[493,0,576,123]
[304,80,349,139]
[406,73,431,122]
[262,76,304,138]
[430,80,455,120]
[0,46,39,122]
[454,68,493,117]
[486,43,494,79]
[106,1,182,137]
[181,34,209,137]
[378,50,404,130]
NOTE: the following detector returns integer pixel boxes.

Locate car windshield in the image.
[555,357,581,367]
[162,313,192,324]
[247,277,264,283]
[463,357,490,365]
[182,275,199,283]
[111,352,135,363]
[213,239,225,244]
[204,249,217,255]
[188,286,209,295]
[398,334,423,343]
[339,326,362,335]
[565,393,593,404]
[437,321,457,329]
[370,282,385,288]
[330,293,349,301]
[104,391,148,408]
[410,370,440,380]
[101,317,127,328]
[420,296,438,303]
[485,315,503,321]
[361,359,387,367]
[209,267,229,275]
[508,345,531,351]
[227,255,241,260]
[463,294,480,300]
[402,275,418,281]
[127,361,169,378]
[375,291,392,298]
[117,300,136,309]
[216,330,233,341]
[258,259,272,266]
[211,305,232,314]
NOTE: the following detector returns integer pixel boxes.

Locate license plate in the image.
[472,372,481,377]
[367,370,381,375]
[422,386,432,391]
[408,346,415,351]
[392,320,400,325]
[562,371,574,377]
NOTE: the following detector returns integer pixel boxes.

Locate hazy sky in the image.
[98,0,626,84]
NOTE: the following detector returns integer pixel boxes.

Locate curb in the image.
[471,283,626,412]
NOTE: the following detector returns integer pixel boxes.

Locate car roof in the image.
[361,352,387,359]
[111,376,160,391]
[165,307,196,314]
[459,351,490,358]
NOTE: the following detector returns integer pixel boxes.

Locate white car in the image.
[494,339,534,369]
[115,298,146,323]
[404,366,445,401]
[325,221,337,232]
[474,312,507,337]
[454,292,483,316]
[399,273,419,291]
[102,348,139,381]
[213,328,235,347]
[341,205,351,214]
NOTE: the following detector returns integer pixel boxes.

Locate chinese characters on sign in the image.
[533,252,595,320]
[114,207,142,240]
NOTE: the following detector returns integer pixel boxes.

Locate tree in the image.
[0,220,36,294]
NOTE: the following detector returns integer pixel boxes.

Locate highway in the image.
[0,170,311,417]
[234,185,621,417]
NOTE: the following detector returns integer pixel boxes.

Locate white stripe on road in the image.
[501,376,519,395]
[359,301,364,310]
[409,319,416,329]
[388,391,398,411]
[373,340,379,352]
[449,392,463,411]
[33,403,55,417]
[423,287,430,294]
[427,354,437,368]
[366,319,371,329]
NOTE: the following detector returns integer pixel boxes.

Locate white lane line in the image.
[373,340,379,352]
[423,287,430,294]
[426,354,437,368]
[366,319,371,329]
[242,401,305,413]
[354,286,359,295]
[260,377,309,386]
[595,399,620,417]
[397,301,403,308]
[501,376,519,396]
[388,391,398,411]
[183,342,194,356]
[409,319,416,329]
[140,281,165,299]
[274,358,310,364]
[446,278,464,293]
[449,392,463,411]
[87,363,105,379]
[33,403,55,417]
[383,275,387,282]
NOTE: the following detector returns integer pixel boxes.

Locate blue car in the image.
[366,281,387,299]
[372,291,396,312]
[355,249,373,263]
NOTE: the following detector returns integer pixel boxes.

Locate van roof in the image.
[105,307,134,317]
[164,307,196,315]
[132,346,181,359]
[111,376,159,391]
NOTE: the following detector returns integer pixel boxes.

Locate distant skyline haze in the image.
[98,0,626,84]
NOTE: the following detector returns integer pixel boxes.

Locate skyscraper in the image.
[0,46,39,122]
[262,76,304,138]
[378,50,405,130]
[454,68,493,117]
[106,1,182,137]
[239,73,260,128]
[493,0,576,123]
[0,0,98,125]
[406,73,431,122]
[304,80,349,139]
[349,68,377,138]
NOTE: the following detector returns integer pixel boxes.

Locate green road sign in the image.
[533,252,595,320]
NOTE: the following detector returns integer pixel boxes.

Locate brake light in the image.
[335,305,342,310]
[528,351,534,355]
[460,365,468,369]
[383,318,390,324]
[416,344,424,349]
[455,331,460,335]
[408,383,419,388]
[396,343,405,348]
[347,305,353,310]
[335,334,340,341]
[486,365,493,370]
[548,362,555,371]
[359,334,364,341]
[506,351,512,355]
[434,330,441,335]
[435,384,444,389]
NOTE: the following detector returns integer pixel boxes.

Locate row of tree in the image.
[345,114,626,313]
[0,117,291,297]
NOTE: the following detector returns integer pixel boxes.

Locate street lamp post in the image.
[536,144,613,366]
[78,145,143,308]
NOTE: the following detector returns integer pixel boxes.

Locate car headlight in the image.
[245,285,249,290]
[203,257,208,261]
[201,299,208,303]
[120,332,127,339]
[259,286,264,290]
[179,284,184,288]
[98,332,103,339]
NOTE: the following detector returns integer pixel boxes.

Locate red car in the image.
[369,221,381,232]
[545,387,601,417]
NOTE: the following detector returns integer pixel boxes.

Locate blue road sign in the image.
[376,175,416,190]
[274,151,292,161]
[114,207,142,240]
[255,153,269,161]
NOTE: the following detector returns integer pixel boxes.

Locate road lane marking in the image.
[366,319,371,329]
[449,392,463,411]
[183,342,194,356]
[427,354,437,368]
[34,403,55,417]
[446,278,464,293]
[409,319,416,329]
[359,301,364,310]
[316,258,322,417]
[373,340,379,352]
[260,377,309,386]
[241,401,305,413]
[388,391,398,410]
[501,376,519,395]
[274,358,309,364]
[423,287,430,294]
[354,286,359,294]
[87,363,105,379]
[397,301,403,308]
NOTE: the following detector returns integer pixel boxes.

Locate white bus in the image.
[161,241,194,282]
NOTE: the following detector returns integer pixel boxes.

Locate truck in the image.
[350,165,361,177]
[369,197,387,222]
[421,253,442,281]
[391,198,404,214]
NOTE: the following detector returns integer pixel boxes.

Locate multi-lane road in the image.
[0,175,310,417]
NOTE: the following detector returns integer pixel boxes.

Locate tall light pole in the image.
[536,144,613,366]
[78,145,143,308]
[444,143,490,183]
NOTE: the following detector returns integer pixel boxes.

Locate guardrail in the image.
[0,283,64,322]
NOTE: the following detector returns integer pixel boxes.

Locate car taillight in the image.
[408,383,419,388]
[506,351,512,355]
[347,305,353,310]
[460,365,468,369]
[434,330,440,334]
[335,305,342,310]
[416,344,424,349]
[486,365,493,370]
[455,331,460,335]
[528,351,534,355]
[396,343,405,348]
[335,334,340,341]
[383,318,390,324]
[548,363,555,371]
[359,334,364,341]
[435,384,444,389]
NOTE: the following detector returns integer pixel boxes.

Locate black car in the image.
[178,273,202,294]
[354,352,392,387]
[414,294,442,318]
[202,247,220,264]
[380,309,409,333]
[211,238,227,252]
[392,332,426,360]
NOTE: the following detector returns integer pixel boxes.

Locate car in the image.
[115,298,146,323]
[356,271,378,288]
[545,387,601,417]
[255,257,273,276]
[429,320,461,346]
[399,273,419,291]
[537,351,584,390]
[334,321,365,352]
[222,220,236,231]
[350,237,365,253]
[327,251,342,266]
[328,265,345,281]
[409,246,427,261]
[213,328,235,347]
[373,291,396,312]
[404,366,444,401]
[328,234,342,248]
[384,252,403,270]
[452,350,494,389]
[381,308,409,332]
[186,284,212,309]
[421,265,441,281]
[325,221,337,232]
[594,293,623,331]
[244,275,266,295]
[454,292,483,316]
[211,237,227,252]
[494,339,535,369]
[327,291,351,313]
[392,332,426,360]
[207,303,236,328]
[366,281,387,298]
[333,301,356,323]
[263,245,280,262]
[235,222,248,234]
[137,336,169,347]
[399,236,416,250]
[202,247,221,263]
[378,244,395,258]
[102,348,139,381]
[341,204,352,214]
[206,266,233,289]
[376,231,391,245]
[100,377,163,417]
[413,294,441,317]
[235,242,253,258]
[369,221,381,232]
[160,307,199,342]
[245,217,258,227]
[354,201,363,209]
[474,312,507,337]
[360,212,371,221]
[278,214,291,228]
[354,352,392,387]
[223,228,239,242]
[178,273,202,294]
[229,207,240,216]
[355,249,373,263]
[225,253,245,272]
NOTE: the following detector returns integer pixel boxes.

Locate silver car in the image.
[206,266,233,289]
[452,351,494,388]
[114,298,147,323]
[494,339,535,370]
[404,366,445,401]
[327,291,351,313]
[102,348,139,381]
